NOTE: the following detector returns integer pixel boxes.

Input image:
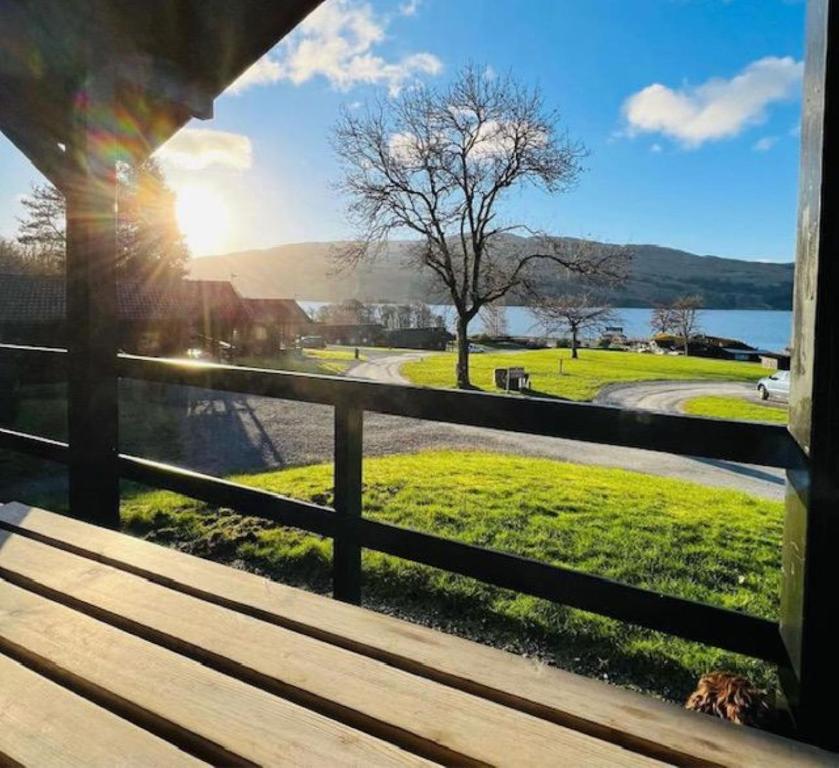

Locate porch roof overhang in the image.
[0,0,321,185]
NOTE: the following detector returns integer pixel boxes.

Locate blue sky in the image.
[0,0,806,261]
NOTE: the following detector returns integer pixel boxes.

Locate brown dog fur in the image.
[685,672,771,727]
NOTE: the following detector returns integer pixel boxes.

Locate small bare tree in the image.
[650,295,703,355]
[531,294,615,358]
[333,65,626,388]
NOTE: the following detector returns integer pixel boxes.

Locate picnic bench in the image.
[0,501,834,767]
[494,366,531,392]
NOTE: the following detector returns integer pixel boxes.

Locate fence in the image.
[0,342,800,666]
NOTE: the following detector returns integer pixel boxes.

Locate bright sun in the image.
[175,185,231,256]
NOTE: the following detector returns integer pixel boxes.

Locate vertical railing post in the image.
[780,0,839,750]
[65,67,120,528]
[333,401,363,604]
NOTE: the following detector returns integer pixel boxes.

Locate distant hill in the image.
[188,239,794,310]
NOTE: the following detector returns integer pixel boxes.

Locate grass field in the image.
[122,450,782,701]
[401,349,767,401]
[683,395,788,424]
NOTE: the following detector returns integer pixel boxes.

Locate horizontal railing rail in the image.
[117,353,802,469]
[0,342,793,665]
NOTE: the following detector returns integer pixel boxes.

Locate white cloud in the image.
[227,57,284,94]
[227,0,441,97]
[650,143,662,153]
[399,0,420,16]
[155,128,252,171]
[753,136,778,152]
[622,56,803,148]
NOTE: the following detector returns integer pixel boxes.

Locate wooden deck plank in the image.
[2,503,837,768]
[0,579,432,767]
[0,528,666,768]
[0,653,206,768]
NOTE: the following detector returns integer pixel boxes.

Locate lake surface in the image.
[300,302,792,352]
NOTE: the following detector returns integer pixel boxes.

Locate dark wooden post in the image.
[65,69,120,528]
[333,402,363,603]
[779,0,839,749]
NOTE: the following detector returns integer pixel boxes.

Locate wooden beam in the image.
[0,113,69,191]
[333,402,363,604]
[780,0,839,750]
[64,66,120,528]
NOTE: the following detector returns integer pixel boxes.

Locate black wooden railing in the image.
[0,342,800,665]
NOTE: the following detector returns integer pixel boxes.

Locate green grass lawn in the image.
[401,349,767,401]
[683,395,788,424]
[122,450,782,701]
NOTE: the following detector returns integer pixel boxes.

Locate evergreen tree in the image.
[16,158,189,281]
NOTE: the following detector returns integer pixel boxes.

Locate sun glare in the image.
[175,184,231,256]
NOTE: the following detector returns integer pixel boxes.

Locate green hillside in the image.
[189,238,793,310]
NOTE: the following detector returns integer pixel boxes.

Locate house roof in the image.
[0,1,321,182]
[0,273,217,324]
[242,298,311,325]
[182,279,247,321]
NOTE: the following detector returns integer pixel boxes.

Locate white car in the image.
[468,343,486,353]
[757,370,790,401]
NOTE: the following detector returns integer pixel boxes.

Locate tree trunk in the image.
[456,314,471,388]
[682,327,690,356]
[571,326,579,359]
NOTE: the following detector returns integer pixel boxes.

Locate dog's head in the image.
[685,672,770,727]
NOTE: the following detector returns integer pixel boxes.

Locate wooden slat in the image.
[0,653,207,768]
[0,528,665,768]
[1,504,834,768]
[0,580,430,767]
[0,428,68,465]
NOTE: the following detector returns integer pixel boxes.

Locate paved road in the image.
[594,380,763,412]
[347,352,426,384]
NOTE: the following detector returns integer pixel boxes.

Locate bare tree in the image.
[333,65,626,388]
[531,294,615,358]
[650,295,703,355]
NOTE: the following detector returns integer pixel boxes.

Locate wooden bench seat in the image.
[0,654,206,768]
[0,502,835,767]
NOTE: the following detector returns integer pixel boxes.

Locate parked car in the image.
[299,335,327,349]
[468,343,486,353]
[757,370,790,401]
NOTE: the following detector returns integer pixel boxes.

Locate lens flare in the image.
[175,184,231,256]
